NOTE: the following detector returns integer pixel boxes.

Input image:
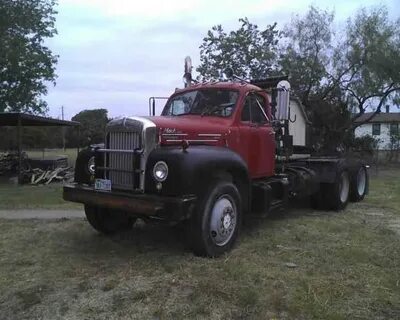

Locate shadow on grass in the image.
[65,198,328,259]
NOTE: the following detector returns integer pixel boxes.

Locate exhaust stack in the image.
[183,56,193,88]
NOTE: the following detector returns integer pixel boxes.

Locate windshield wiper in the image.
[174,112,193,116]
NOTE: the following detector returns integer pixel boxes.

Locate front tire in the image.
[84,205,135,234]
[188,181,242,257]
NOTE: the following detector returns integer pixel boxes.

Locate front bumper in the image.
[63,184,196,221]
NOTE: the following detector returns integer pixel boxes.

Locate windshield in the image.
[162,89,239,117]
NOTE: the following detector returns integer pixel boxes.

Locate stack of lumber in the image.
[0,151,74,184]
[28,167,74,185]
[0,152,22,174]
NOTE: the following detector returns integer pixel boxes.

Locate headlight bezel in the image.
[88,156,95,175]
[153,161,168,182]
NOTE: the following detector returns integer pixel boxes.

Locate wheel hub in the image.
[210,196,237,246]
[222,213,232,229]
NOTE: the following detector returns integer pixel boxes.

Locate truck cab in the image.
[64,80,369,257]
[154,82,275,178]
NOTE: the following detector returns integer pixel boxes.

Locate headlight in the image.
[153,161,168,182]
[88,156,95,175]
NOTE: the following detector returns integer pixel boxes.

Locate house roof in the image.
[353,112,400,123]
[0,112,80,127]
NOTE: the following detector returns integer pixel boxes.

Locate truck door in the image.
[239,93,275,178]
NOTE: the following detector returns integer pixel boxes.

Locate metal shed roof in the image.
[354,112,400,123]
[0,112,80,126]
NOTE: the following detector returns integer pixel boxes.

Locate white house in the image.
[354,112,400,150]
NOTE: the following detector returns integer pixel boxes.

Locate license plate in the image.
[95,179,112,191]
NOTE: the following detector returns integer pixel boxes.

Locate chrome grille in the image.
[106,131,141,190]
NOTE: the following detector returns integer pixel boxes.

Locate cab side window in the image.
[241,94,268,124]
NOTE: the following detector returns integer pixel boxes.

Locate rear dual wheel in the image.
[312,165,369,211]
[312,169,350,211]
[350,166,368,202]
[330,170,351,210]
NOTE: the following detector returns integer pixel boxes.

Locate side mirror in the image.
[276,80,291,120]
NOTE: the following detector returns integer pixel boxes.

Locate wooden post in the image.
[77,125,80,154]
[17,115,22,184]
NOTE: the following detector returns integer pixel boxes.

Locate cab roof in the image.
[174,81,262,94]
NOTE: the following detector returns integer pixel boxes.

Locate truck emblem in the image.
[164,128,177,134]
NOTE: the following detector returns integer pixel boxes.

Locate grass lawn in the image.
[0,183,81,210]
[0,168,399,319]
[0,148,80,210]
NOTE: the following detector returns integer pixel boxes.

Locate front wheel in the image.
[187,181,242,257]
[84,205,136,234]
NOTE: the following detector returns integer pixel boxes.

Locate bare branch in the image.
[352,85,400,129]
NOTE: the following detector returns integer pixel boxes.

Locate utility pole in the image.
[61,106,66,151]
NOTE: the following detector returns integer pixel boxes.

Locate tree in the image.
[197,18,281,80]
[279,6,335,106]
[337,7,400,128]
[0,0,58,114]
[278,7,346,151]
[66,109,109,147]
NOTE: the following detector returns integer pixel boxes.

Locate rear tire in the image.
[84,205,135,234]
[187,181,242,257]
[327,170,350,211]
[350,166,368,202]
[311,169,350,211]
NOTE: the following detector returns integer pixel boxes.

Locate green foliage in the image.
[197,18,281,80]
[308,101,353,154]
[0,0,58,114]
[66,109,109,147]
[347,135,379,156]
[278,7,344,152]
[0,126,63,150]
[279,6,335,104]
[339,7,400,118]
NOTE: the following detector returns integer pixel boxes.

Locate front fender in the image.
[74,144,104,184]
[145,146,250,203]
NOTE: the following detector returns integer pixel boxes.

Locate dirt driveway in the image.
[0,209,84,219]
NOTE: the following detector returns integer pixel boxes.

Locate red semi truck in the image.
[63,73,368,257]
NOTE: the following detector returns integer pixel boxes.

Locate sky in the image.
[45,0,399,120]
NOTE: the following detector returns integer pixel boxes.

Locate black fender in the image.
[74,143,104,184]
[145,146,251,213]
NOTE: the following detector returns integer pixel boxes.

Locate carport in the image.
[0,112,80,183]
